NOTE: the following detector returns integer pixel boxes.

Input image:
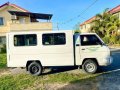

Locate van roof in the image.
[8,30,74,34]
[8,30,96,35]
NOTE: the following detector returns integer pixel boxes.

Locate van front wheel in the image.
[28,62,42,76]
[82,60,97,74]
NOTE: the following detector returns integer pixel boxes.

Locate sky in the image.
[0,0,120,30]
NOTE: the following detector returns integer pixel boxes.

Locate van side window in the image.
[42,33,66,45]
[14,34,37,46]
[80,35,102,46]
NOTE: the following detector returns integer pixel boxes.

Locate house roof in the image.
[8,11,52,20]
[80,5,120,26]
[0,2,53,20]
[80,16,95,26]
[109,5,120,14]
[0,2,29,12]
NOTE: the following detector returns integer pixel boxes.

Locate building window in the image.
[42,33,66,45]
[0,36,6,45]
[80,34,102,46]
[14,34,37,46]
[19,17,25,24]
[0,17,4,25]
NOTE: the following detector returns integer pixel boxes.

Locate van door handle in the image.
[82,48,85,50]
[76,44,80,46]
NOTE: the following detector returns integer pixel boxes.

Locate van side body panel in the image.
[7,30,74,67]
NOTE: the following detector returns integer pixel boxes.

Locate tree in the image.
[90,9,120,44]
[74,22,81,33]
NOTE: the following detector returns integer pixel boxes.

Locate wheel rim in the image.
[30,65,39,74]
[85,63,96,73]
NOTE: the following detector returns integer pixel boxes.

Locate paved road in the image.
[100,49,120,72]
[98,49,120,90]
[58,49,120,90]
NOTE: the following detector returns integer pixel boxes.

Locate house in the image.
[80,5,120,33]
[0,2,53,45]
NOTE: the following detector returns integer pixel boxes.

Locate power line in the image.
[77,0,99,18]
[12,0,16,4]
[56,0,99,30]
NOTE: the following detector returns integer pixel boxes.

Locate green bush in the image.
[74,30,80,33]
[109,34,120,44]
[0,44,6,53]
[0,54,6,68]
[102,36,110,44]
[116,34,120,44]
[102,34,120,45]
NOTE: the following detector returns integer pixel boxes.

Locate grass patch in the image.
[0,53,6,68]
[0,54,102,89]
[0,73,101,90]
[0,74,39,90]
[43,73,99,83]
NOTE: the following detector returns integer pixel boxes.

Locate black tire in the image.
[28,62,42,76]
[82,59,97,74]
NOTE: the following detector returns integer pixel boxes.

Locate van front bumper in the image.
[106,56,113,65]
[98,56,113,66]
[103,56,113,66]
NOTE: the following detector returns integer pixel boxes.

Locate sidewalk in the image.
[109,46,120,52]
[109,45,120,49]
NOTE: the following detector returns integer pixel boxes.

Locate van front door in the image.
[80,34,104,64]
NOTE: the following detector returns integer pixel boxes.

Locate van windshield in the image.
[80,34,103,46]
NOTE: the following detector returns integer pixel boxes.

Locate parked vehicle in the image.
[6,30,112,75]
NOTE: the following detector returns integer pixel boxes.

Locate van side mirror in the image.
[101,43,107,47]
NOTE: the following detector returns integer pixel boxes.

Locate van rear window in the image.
[42,33,66,45]
[14,34,37,46]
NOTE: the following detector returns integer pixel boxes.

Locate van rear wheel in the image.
[28,62,42,76]
[82,59,97,74]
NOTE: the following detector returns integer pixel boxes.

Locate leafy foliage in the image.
[0,54,6,68]
[74,30,81,33]
[74,22,81,33]
[0,44,6,53]
[90,9,120,44]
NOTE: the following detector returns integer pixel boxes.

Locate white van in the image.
[6,30,112,75]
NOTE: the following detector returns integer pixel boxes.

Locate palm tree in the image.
[90,9,120,38]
